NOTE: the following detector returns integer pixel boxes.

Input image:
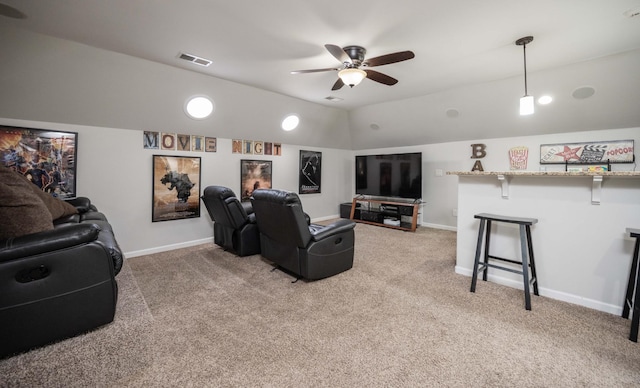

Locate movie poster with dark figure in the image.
[0,125,77,199]
[299,150,321,194]
[152,155,201,222]
[240,159,272,202]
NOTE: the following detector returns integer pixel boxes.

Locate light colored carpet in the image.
[1,223,639,387]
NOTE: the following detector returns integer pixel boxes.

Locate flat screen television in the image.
[355,152,422,200]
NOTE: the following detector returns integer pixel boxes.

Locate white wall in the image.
[455,175,640,315]
[0,118,353,257]
[355,127,639,231]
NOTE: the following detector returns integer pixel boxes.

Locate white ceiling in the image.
[2,0,640,148]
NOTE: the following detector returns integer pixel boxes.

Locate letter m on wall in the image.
[143,131,159,149]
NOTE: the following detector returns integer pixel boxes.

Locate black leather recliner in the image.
[201,186,261,256]
[0,197,121,358]
[250,188,356,280]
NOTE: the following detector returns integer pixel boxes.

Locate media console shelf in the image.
[350,197,419,232]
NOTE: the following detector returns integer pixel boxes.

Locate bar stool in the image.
[622,228,640,342]
[470,213,539,310]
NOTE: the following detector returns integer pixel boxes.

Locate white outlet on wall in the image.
[452,208,458,217]
[435,169,443,177]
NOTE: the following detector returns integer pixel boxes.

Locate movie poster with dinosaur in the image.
[152,155,201,222]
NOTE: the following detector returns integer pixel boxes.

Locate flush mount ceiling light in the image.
[338,68,367,88]
[538,95,553,105]
[516,36,534,116]
[281,115,299,131]
[184,95,214,119]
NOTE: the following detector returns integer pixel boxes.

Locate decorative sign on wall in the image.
[470,143,486,171]
[144,132,280,155]
[540,140,634,164]
[508,146,529,170]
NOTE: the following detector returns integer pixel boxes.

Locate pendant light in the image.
[516,36,534,115]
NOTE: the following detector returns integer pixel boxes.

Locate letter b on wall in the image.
[470,144,486,159]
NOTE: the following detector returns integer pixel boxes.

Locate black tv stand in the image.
[349,197,419,232]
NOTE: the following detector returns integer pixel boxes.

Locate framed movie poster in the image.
[240,159,272,201]
[299,150,321,194]
[152,155,201,222]
[0,125,78,199]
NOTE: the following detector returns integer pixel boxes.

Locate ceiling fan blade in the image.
[325,44,352,64]
[290,67,340,74]
[364,51,415,67]
[364,69,398,86]
[331,78,345,90]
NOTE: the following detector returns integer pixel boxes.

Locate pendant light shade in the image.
[516,36,534,116]
[520,95,534,115]
[338,68,367,87]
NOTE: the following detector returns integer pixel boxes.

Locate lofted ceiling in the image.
[1,0,640,148]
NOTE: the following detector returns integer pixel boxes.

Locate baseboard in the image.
[422,222,457,232]
[312,214,341,222]
[125,237,213,258]
[454,266,622,315]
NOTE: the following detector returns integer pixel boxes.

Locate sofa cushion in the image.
[1,166,78,221]
[28,183,78,220]
[0,167,55,239]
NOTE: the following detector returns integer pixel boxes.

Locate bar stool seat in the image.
[470,213,539,310]
[622,228,640,342]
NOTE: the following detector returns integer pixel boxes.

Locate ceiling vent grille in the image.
[178,52,212,67]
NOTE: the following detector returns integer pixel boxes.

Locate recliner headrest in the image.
[251,188,301,206]
[203,185,236,201]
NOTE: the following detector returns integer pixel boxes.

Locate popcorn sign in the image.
[509,146,529,170]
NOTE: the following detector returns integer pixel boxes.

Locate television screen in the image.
[355,152,422,199]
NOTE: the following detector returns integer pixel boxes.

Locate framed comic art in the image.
[0,125,78,199]
[240,159,272,201]
[152,155,201,222]
[299,150,321,194]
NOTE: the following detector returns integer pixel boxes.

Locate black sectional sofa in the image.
[0,167,123,358]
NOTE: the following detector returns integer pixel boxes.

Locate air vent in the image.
[325,96,343,102]
[178,52,212,67]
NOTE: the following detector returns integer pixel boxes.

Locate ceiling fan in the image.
[291,44,415,90]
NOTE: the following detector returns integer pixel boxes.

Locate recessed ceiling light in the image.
[538,95,553,105]
[184,95,214,119]
[370,123,380,130]
[282,115,299,131]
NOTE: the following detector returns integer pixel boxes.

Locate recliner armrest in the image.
[241,201,254,215]
[64,196,95,213]
[309,219,356,242]
[0,223,101,262]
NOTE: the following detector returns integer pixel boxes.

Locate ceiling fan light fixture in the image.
[338,68,367,87]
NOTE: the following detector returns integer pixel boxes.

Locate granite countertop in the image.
[446,171,640,177]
